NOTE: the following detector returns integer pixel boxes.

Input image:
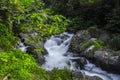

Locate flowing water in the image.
[42,32,120,80]
[18,42,28,53]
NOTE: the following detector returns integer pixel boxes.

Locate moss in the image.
[80,39,104,53]
[35,48,45,53]
[80,40,95,51]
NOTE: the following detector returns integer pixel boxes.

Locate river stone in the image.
[94,49,120,74]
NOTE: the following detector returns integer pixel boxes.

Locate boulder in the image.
[69,30,91,53]
[94,49,120,74]
[69,30,98,59]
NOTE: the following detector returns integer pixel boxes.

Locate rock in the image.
[72,71,84,78]
[72,71,102,80]
[99,31,110,43]
[72,57,87,69]
[17,32,46,65]
[94,49,120,74]
[69,30,91,53]
[26,45,45,65]
[86,76,102,80]
[69,30,97,59]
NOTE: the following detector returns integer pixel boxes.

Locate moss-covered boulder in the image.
[69,30,91,53]
[69,30,104,59]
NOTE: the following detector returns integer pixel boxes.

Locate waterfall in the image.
[42,32,120,80]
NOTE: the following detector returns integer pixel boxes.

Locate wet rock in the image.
[18,32,46,65]
[72,71,102,80]
[94,49,120,74]
[69,30,91,53]
[72,71,84,78]
[72,57,87,69]
[86,76,102,80]
[26,45,45,65]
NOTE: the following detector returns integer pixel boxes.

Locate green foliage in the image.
[0,50,49,80]
[50,69,74,80]
[67,17,89,33]
[109,35,120,50]
[44,0,120,33]
[105,8,120,32]
[88,26,101,38]
[0,50,81,80]
[79,0,101,5]
[0,23,19,51]
[0,0,69,51]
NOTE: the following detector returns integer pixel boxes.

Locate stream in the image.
[41,32,120,80]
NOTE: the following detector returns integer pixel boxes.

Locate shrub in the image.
[109,35,120,50]
[88,26,101,38]
[0,50,48,80]
[67,17,89,33]
[105,8,120,33]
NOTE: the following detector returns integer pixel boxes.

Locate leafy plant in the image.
[0,50,49,80]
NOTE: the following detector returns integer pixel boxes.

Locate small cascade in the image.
[17,42,29,53]
[42,32,120,80]
[81,60,120,80]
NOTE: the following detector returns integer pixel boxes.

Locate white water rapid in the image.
[42,32,74,70]
[42,33,120,80]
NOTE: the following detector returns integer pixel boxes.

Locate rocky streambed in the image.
[17,30,120,80]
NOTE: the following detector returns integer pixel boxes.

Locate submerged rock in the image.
[94,49,120,74]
